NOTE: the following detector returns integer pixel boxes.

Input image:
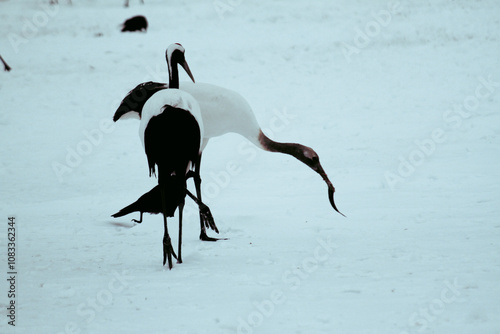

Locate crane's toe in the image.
[199,204,219,233]
[199,231,228,242]
[162,235,178,269]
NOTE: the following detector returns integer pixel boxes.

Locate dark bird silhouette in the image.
[121,15,148,32]
[111,184,216,227]
[0,55,11,72]
[112,185,164,224]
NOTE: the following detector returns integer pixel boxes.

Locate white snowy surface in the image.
[0,0,499,333]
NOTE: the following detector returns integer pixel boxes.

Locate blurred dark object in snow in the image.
[50,0,72,4]
[121,15,148,32]
[124,0,145,7]
[0,55,11,72]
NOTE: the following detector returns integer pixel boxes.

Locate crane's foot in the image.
[200,230,228,242]
[163,235,178,269]
[199,204,219,233]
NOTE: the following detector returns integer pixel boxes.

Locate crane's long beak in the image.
[317,165,345,217]
[328,186,345,217]
[180,60,195,83]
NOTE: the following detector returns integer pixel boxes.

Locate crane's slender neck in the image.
[258,130,307,163]
[169,62,179,89]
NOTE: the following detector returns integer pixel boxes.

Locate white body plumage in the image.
[178,82,261,149]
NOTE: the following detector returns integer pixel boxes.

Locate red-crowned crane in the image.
[139,85,204,268]
[113,45,344,235]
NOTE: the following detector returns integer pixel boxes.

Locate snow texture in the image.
[0,0,499,333]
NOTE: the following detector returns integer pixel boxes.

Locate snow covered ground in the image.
[1,0,499,333]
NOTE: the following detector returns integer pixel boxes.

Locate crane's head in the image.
[113,81,168,121]
[166,43,195,85]
[297,146,346,217]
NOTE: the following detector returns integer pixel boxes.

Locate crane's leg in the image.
[193,154,224,241]
[186,190,228,241]
[160,185,177,269]
[177,199,184,264]
[162,215,177,268]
